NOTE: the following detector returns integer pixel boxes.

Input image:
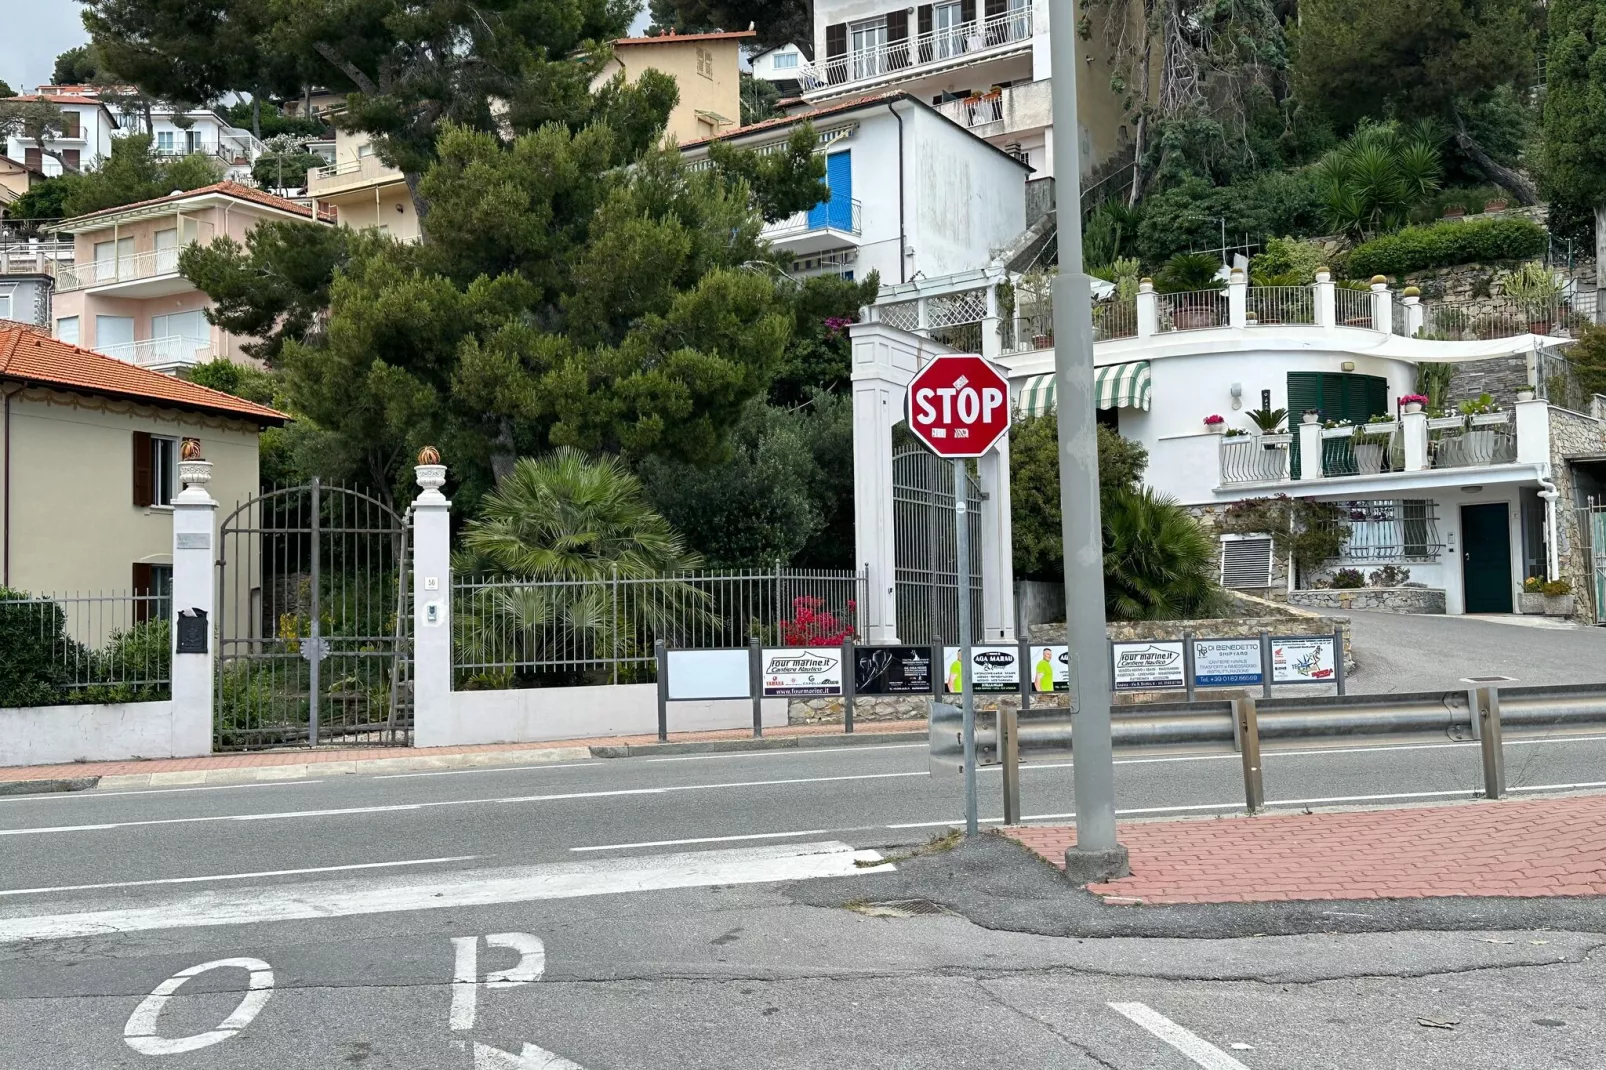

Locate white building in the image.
[680,91,1029,284]
[850,268,1606,637]
[748,43,812,97]
[1,91,118,176]
[788,0,1140,182]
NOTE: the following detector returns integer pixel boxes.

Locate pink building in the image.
[50,182,333,372]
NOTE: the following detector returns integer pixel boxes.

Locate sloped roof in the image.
[614,30,756,45]
[679,90,906,151]
[60,181,335,228]
[0,326,288,426]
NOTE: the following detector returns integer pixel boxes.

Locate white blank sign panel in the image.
[666,649,751,700]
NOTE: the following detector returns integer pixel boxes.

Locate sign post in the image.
[906,354,1012,836]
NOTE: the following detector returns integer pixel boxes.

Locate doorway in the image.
[1461,502,1513,613]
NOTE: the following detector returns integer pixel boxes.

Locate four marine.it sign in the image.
[905,354,1012,458]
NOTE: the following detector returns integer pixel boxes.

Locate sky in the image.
[2,2,88,94]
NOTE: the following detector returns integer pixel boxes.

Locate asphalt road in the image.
[3,738,1605,1068]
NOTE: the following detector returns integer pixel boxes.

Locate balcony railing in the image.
[1431,413,1516,468]
[938,90,1003,129]
[1157,289,1228,332]
[153,141,256,163]
[1248,285,1315,325]
[1320,425,1402,477]
[1314,500,1445,561]
[761,198,863,239]
[1335,286,1374,329]
[1220,434,1292,484]
[801,9,1034,92]
[56,248,183,292]
[307,153,401,190]
[98,335,210,369]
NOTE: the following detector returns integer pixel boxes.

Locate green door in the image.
[1461,503,1514,613]
[1287,371,1389,478]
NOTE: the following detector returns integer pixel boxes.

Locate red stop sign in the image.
[905,354,1012,457]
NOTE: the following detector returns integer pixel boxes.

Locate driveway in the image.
[1328,609,1606,694]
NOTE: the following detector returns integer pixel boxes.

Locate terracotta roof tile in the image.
[614,29,756,45]
[679,90,905,150]
[61,181,335,227]
[0,326,288,426]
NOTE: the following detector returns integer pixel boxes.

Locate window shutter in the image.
[917,5,934,61]
[825,23,848,84]
[62,149,80,171]
[132,431,153,507]
[24,147,41,171]
[132,562,153,623]
[886,9,910,69]
[1220,537,1274,589]
[1285,372,1319,479]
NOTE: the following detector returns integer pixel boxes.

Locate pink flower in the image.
[1203,414,1225,425]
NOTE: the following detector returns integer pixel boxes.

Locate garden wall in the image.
[1289,587,1447,614]
[0,699,209,767]
[431,686,788,747]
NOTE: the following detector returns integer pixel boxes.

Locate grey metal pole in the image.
[1048,0,1124,879]
[655,640,669,742]
[841,636,856,734]
[1237,695,1264,813]
[1333,625,1347,696]
[1001,704,1021,825]
[954,459,979,836]
[308,476,321,748]
[1260,630,1273,699]
[1183,630,1196,702]
[1017,633,1032,714]
[749,637,764,739]
[1477,685,1506,799]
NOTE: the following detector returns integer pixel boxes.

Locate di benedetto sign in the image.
[761,648,844,697]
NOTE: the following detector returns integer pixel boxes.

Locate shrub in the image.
[1101,486,1225,621]
[1542,580,1573,597]
[0,589,82,707]
[1223,496,1349,580]
[1155,252,1225,293]
[1368,564,1411,587]
[1347,217,1547,277]
[1010,415,1149,581]
[1250,237,1325,285]
[1330,568,1366,589]
[1136,173,1324,266]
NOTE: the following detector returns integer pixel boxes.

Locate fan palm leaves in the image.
[1312,120,1444,237]
[1102,487,1226,621]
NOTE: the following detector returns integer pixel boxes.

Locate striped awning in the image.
[1015,362,1151,417]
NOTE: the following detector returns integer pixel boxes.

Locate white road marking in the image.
[1510,780,1606,793]
[124,958,274,1056]
[643,744,928,762]
[0,781,323,804]
[373,763,604,780]
[452,932,547,1031]
[1108,1002,1253,1070]
[450,937,478,1031]
[571,829,840,852]
[0,855,480,897]
[475,1040,586,1069]
[0,771,929,838]
[0,841,892,943]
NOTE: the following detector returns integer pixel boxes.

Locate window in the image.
[0,290,11,322]
[934,1,965,58]
[1220,536,1274,588]
[132,432,180,507]
[95,315,135,356]
[156,130,175,152]
[851,18,888,80]
[60,112,80,138]
[358,142,375,158]
[55,316,79,344]
[132,563,172,624]
[774,51,799,69]
[155,227,179,272]
[696,46,714,79]
[62,149,80,171]
[24,147,41,171]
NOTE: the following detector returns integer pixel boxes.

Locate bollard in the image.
[749,637,764,739]
[1236,695,1264,813]
[1334,625,1347,696]
[841,637,856,734]
[1000,705,1021,825]
[655,640,669,743]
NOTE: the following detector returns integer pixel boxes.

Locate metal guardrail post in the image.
[1183,630,1196,702]
[1474,685,1506,799]
[655,640,669,743]
[1017,635,1031,713]
[841,637,856,734]
[1259,630,1273,699]
[1334,625,1347,696]
[1237,695,1264,813]
[749,637,764,739]
[1000,705,1021,825]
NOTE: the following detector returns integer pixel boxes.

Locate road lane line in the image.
[1108,1002,1253,1070]
[572,829,843,852]
[643,744,928,762]
[373,762,605,779]
[0,781,325,804]
[0,841,893,943]
[0,771,930,838]
[0,855,481,897]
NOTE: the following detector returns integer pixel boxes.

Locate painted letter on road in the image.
[124,957,274,1055]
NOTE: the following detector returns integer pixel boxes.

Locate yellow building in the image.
[306,126,420,242]
[592,30,754,145]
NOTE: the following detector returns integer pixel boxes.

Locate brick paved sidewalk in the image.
[1005,794,1606,902]
[0,719,925,787]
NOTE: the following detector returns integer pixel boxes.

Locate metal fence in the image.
[0,591,171,707]
[1093,297,1138,341]
[1218,434,1291,484]
[1248,286,1316,326]
[1316,499,1444,561]
[894,447,982,644]
[452,567,865,688]
[1537,346,1592,413]
[1156,289,1227,332]
[1335,286,1373,328]
[1431,415,1516,468]
[1422,299,1592,342]
[1581,500,1606,625]
[1319,426,1401,477]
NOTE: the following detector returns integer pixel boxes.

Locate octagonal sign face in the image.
[906,354,1012,458]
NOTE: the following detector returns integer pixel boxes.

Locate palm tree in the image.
[1312,120,1443,238]
[454,449,710,683]
[1102,487,1225,621]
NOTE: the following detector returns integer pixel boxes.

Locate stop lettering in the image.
[905,354,1012,458]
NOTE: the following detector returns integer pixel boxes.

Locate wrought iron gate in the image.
[892,447,983,643]
[215,479,413,749]
[1584,499,1606,625]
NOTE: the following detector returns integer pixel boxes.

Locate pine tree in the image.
[1541,0,1606,266]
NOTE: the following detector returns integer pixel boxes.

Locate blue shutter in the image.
[825,150,853,230]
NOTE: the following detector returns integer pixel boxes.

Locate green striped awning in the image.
[1015,362,1151,417]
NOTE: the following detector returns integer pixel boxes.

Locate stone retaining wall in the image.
[1288,587,1447,614]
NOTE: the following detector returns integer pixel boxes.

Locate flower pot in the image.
[1518,592,1546,615]
[1259,433,1293,446]
[1174,308,1218,330]
[1484,199,1509,212]
[1354,442,1385,474]
[1206,423,1225,434]
[1427,416,1465,430]
[1545,594,1576,617]
[1362,422,1396,434]
[1528,320,1553,336]
[1469,412,1508,427]
[1031,334,1052,349]
[1403,402,1423,414]
[1516,389,1536,402]
[1302,413,1320,425]
[1442,206,1465,218]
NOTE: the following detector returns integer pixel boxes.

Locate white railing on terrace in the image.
[1157,289,1228,332]
[937,90,1004,129]
[1219,434,1293,484]
[762,199,863,239]
[800,9,1034,92]
[307,153,400,188]
[56,247,185,292]
[1335,286,1374,328]
[1248,285,1315,325]
[98,335,210,369]
[153,141,257,162]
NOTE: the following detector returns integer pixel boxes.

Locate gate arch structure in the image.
[215,479,412,749]
[893,446,983,644]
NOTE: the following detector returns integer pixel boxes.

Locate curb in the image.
[89,747,593,791]
[589,730,927,758]
[0,777,100,797]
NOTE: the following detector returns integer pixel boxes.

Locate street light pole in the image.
[1047,0,1129,881]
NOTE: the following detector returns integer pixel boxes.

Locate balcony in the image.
[760,198,862,254]
[153,141,258,164]
[307,153,403,196]
[98,335,211,372]
[933,79,1051,139]
[800,9,1034,98]
[55,248,192,297]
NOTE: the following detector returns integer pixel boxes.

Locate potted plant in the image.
[1399,393,1429,414]
[1204,414,1226,433]
[1543,579,1575,617]
[1517,385,1537,402]
[1496,262,1566,335]
[1519,576,1546,615]
[1155,253,1226,329]
[1484,197,1509,212]
[1246,405,1288,434]
[1442,204,1466,218]
[1362,412,1397,434]
[1302,409,1321,425]
[1223,427,1249,438]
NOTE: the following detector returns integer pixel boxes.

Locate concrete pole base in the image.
[1062,844,1131,884]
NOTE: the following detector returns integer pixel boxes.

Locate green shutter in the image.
[1286,373,1320,479]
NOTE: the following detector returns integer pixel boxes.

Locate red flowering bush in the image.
[778,596,857,646]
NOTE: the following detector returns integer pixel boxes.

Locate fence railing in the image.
[98,334,210,368]
[56,247,186,291]
[1431,414,1516,468]
[799,8,1034,90]
[452,567,864,688]
[1219,434,1292,484]
[1156,289,1227,332]
[1315,499,1444,561]
[1421,298,1592,341]
[1335,286,1374,328]
[762,198,863,239]
[1247,286,1316,326]
[1093,297,1138,341]
[0,591,171,707]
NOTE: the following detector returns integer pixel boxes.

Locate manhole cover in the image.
[851,899,953,919]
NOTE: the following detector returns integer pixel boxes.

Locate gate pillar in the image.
[851,323,924,643]
[171,448,218,757]
[979,444,1016,641]
[412,450,453,747]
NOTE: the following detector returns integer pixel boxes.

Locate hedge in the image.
[1347,217,1548,278]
